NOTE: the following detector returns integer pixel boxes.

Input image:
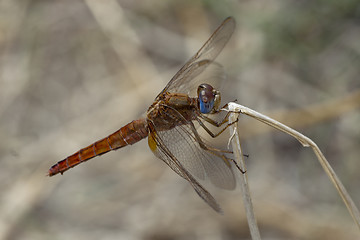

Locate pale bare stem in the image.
[227,102,360,230]
[228,111,261,240]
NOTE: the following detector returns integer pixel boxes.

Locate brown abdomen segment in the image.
[48,118,148,176]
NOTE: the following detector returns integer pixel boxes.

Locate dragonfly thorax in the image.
[197,83,221,114]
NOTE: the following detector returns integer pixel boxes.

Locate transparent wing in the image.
[150,106,236,190]
[167,61,227,99]
[156,17,235,99]
[148,123,222,213]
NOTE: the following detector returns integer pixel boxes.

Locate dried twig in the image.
[226,102,360,231]
[228,109,261,240]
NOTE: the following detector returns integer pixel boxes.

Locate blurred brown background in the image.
[1,0,360,239]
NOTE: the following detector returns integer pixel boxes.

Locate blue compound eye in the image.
[198,84,215,114]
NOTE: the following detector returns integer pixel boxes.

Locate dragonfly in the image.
[49,17,241,213]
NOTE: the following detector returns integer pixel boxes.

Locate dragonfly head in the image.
[197,83,221,114]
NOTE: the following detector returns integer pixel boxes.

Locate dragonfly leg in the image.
[197,141,246,174]
[199,101,240,129]
[199,110,230,127]
[196,114,239,138]
[189,119,246,173]
[228,156,246,174]
[206,146,246,174]
[188,120,232,154]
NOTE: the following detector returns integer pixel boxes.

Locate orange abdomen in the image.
[48,118,148,176]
